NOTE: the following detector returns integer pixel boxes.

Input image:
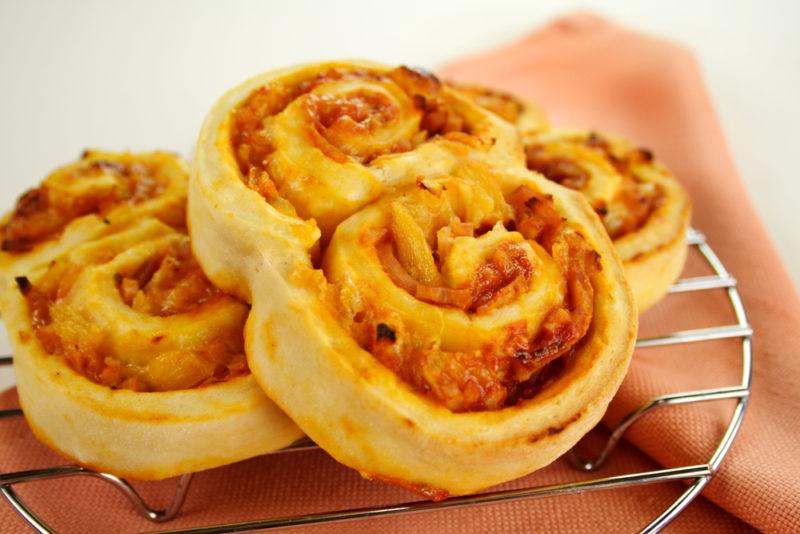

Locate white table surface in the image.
[0,0,797,390]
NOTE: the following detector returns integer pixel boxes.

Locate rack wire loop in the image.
[151,465,714,534]
[0,465,193,526]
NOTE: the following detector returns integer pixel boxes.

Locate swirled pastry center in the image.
[1,158,165,253]
[230,66,474,236]
[232,66,466,172]
[325,169,599,412]
[20,236,249,392]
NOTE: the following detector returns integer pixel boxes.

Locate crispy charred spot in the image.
[402,417,416,429]
[584,131,610,151]
[505,357,568,406]
[376,323,396,342]
[528,411,583,443]
[388,65,442,94]
[151,334,165,344]
[474,222,495,237]
[15,276,31,295]
[514,349,532,364]
[80,149,91,159]
[409,66,439,81]
[637,148,654,162]
[412,94,427,110]
[16,189,48,213]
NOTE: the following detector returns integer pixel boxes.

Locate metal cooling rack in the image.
[0,228,752,533]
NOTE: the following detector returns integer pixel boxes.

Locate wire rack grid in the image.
[0,228,752,533]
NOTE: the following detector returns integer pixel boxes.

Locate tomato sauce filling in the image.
[525,132,664,239]
[348,187,597,412]
[1,160,164,253]
[18,241,248,392]
[231,66,468,201]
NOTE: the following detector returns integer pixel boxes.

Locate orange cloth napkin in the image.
[1,13,797,533]
[442,12,800,533]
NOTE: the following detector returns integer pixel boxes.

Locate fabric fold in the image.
[442,11,800,533]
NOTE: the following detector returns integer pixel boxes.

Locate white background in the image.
[0,0,797,389]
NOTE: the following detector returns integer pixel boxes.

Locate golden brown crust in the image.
[190,60,636,495]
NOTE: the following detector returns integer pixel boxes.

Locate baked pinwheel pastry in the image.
[450,81,549,132]
[190,60,636,496]
[0,151,187,297]
[0,153,302,479]
[1,219,302,479]
[523,129,691,311]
